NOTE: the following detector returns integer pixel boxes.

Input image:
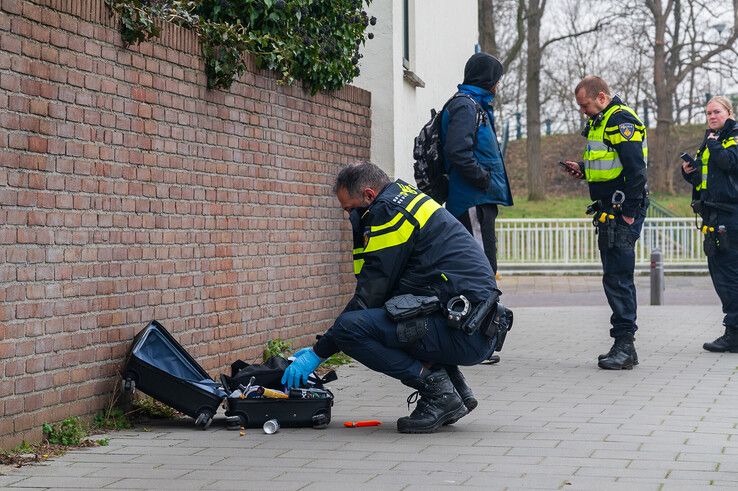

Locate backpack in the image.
[413,93,487,204]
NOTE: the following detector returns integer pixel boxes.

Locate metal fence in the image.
[496,217,706,273]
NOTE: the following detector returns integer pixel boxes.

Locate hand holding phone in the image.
[680,152,699,170]
[559,161,584,179]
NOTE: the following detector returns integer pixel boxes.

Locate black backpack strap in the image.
[442,93,487,145]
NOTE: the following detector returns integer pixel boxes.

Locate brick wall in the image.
[0,0,371,446]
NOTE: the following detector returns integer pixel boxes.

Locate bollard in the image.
[650,248,664,305]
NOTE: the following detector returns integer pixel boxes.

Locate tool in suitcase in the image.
[122,320,227,429]
[221,356,336,430]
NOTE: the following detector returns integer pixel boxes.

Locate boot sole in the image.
[444,397,477,426]
[598,355,639,365]
[597,360,635,370]
[397,404,468,434]
[703,345,738,353]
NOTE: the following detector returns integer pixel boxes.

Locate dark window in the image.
[403,0,409,67]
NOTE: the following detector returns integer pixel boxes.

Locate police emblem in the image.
[363,233,369,248]
[619,123,635,140]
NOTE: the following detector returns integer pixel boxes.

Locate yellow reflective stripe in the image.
[724,138,737,149]
[403,194,425,214]
[370,212,403,232]
[607,131,645,144]
[412,198,441,228]
[364,219,415,253]
[353,258,364,275]
[586,167,623,182]
[353,247,364,255]
[697,148,710,190]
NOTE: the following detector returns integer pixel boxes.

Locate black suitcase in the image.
[221,376,334,429]
[122,320,227,429]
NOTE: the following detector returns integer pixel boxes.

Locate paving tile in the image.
[3,291,736,489]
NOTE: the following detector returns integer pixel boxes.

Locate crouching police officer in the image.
[560,76,649,370]
[282,162,511,433]
[681,96,738,352]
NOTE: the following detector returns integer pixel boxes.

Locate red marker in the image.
[343,420,382,428]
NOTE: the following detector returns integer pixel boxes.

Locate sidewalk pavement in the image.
[2,276,738,490]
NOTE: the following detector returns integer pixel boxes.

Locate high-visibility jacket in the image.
[313,180,498,358]
[580,96,648,217]
[688,119,738,204]
[583,104,648,182]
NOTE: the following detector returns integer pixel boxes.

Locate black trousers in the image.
[707,212,738,328]
[599,213,645,339]
[458,204,499,274]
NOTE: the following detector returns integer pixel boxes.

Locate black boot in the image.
[598,339,639,365]
[442,366,476,426]
[397,368,467,434]
[703,326,738,352]
[444,365,478,412]
[597,335,637,370]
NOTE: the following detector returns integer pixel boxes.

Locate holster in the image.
[596,219,634,249]
[460,293,499,335]
[384,294,440,322]
[482,302,514,352]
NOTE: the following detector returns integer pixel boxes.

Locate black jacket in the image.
[683,119,738,205]
[313,180,499,358]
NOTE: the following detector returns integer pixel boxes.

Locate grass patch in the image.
[130,394,180,419]
[93,407,132,430]
[42,417,87,446]
[322,352,352,368]
[497,193,693,218]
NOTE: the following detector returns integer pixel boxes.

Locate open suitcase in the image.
[122,320,227,429]
[220,359,334,429]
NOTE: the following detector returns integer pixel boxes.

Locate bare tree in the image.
[524,1,611,200]
[644,0,738,193]
[478,0,526,72]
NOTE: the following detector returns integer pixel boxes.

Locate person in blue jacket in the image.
[440,52,514,276]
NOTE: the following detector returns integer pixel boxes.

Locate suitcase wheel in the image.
[312,411,330,429]
[195,410,214,430]
[123,374,136,393]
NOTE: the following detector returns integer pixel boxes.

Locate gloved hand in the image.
[291,347,314,359]
[281,349,323,388]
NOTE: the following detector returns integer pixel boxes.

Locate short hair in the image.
[333,161,391,197]
[708,95,734,117]
[575,76,611,99]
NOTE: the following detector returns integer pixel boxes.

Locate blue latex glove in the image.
[281,349,322,388]
[292,347,314,359]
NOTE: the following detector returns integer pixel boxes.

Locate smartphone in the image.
[680,152,699,170]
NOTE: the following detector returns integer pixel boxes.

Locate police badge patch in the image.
[619,123,635,140]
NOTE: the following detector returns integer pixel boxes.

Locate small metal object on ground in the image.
[263,419,280,434]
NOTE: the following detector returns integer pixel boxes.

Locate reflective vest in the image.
[696,136,738,191]
[582,104,648,182]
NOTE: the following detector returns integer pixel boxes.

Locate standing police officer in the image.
[281,162,508,433]
[560,76,649,370]
[682,96,738,352]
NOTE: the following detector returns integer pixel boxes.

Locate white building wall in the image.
[353,0,478,182]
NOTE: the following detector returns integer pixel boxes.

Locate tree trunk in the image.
[526,0,545,201]
[478,0,497,56]
[650,0,675,194]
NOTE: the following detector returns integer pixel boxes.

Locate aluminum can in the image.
[263,419,280,434]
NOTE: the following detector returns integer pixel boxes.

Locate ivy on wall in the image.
[105,0,376,93]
